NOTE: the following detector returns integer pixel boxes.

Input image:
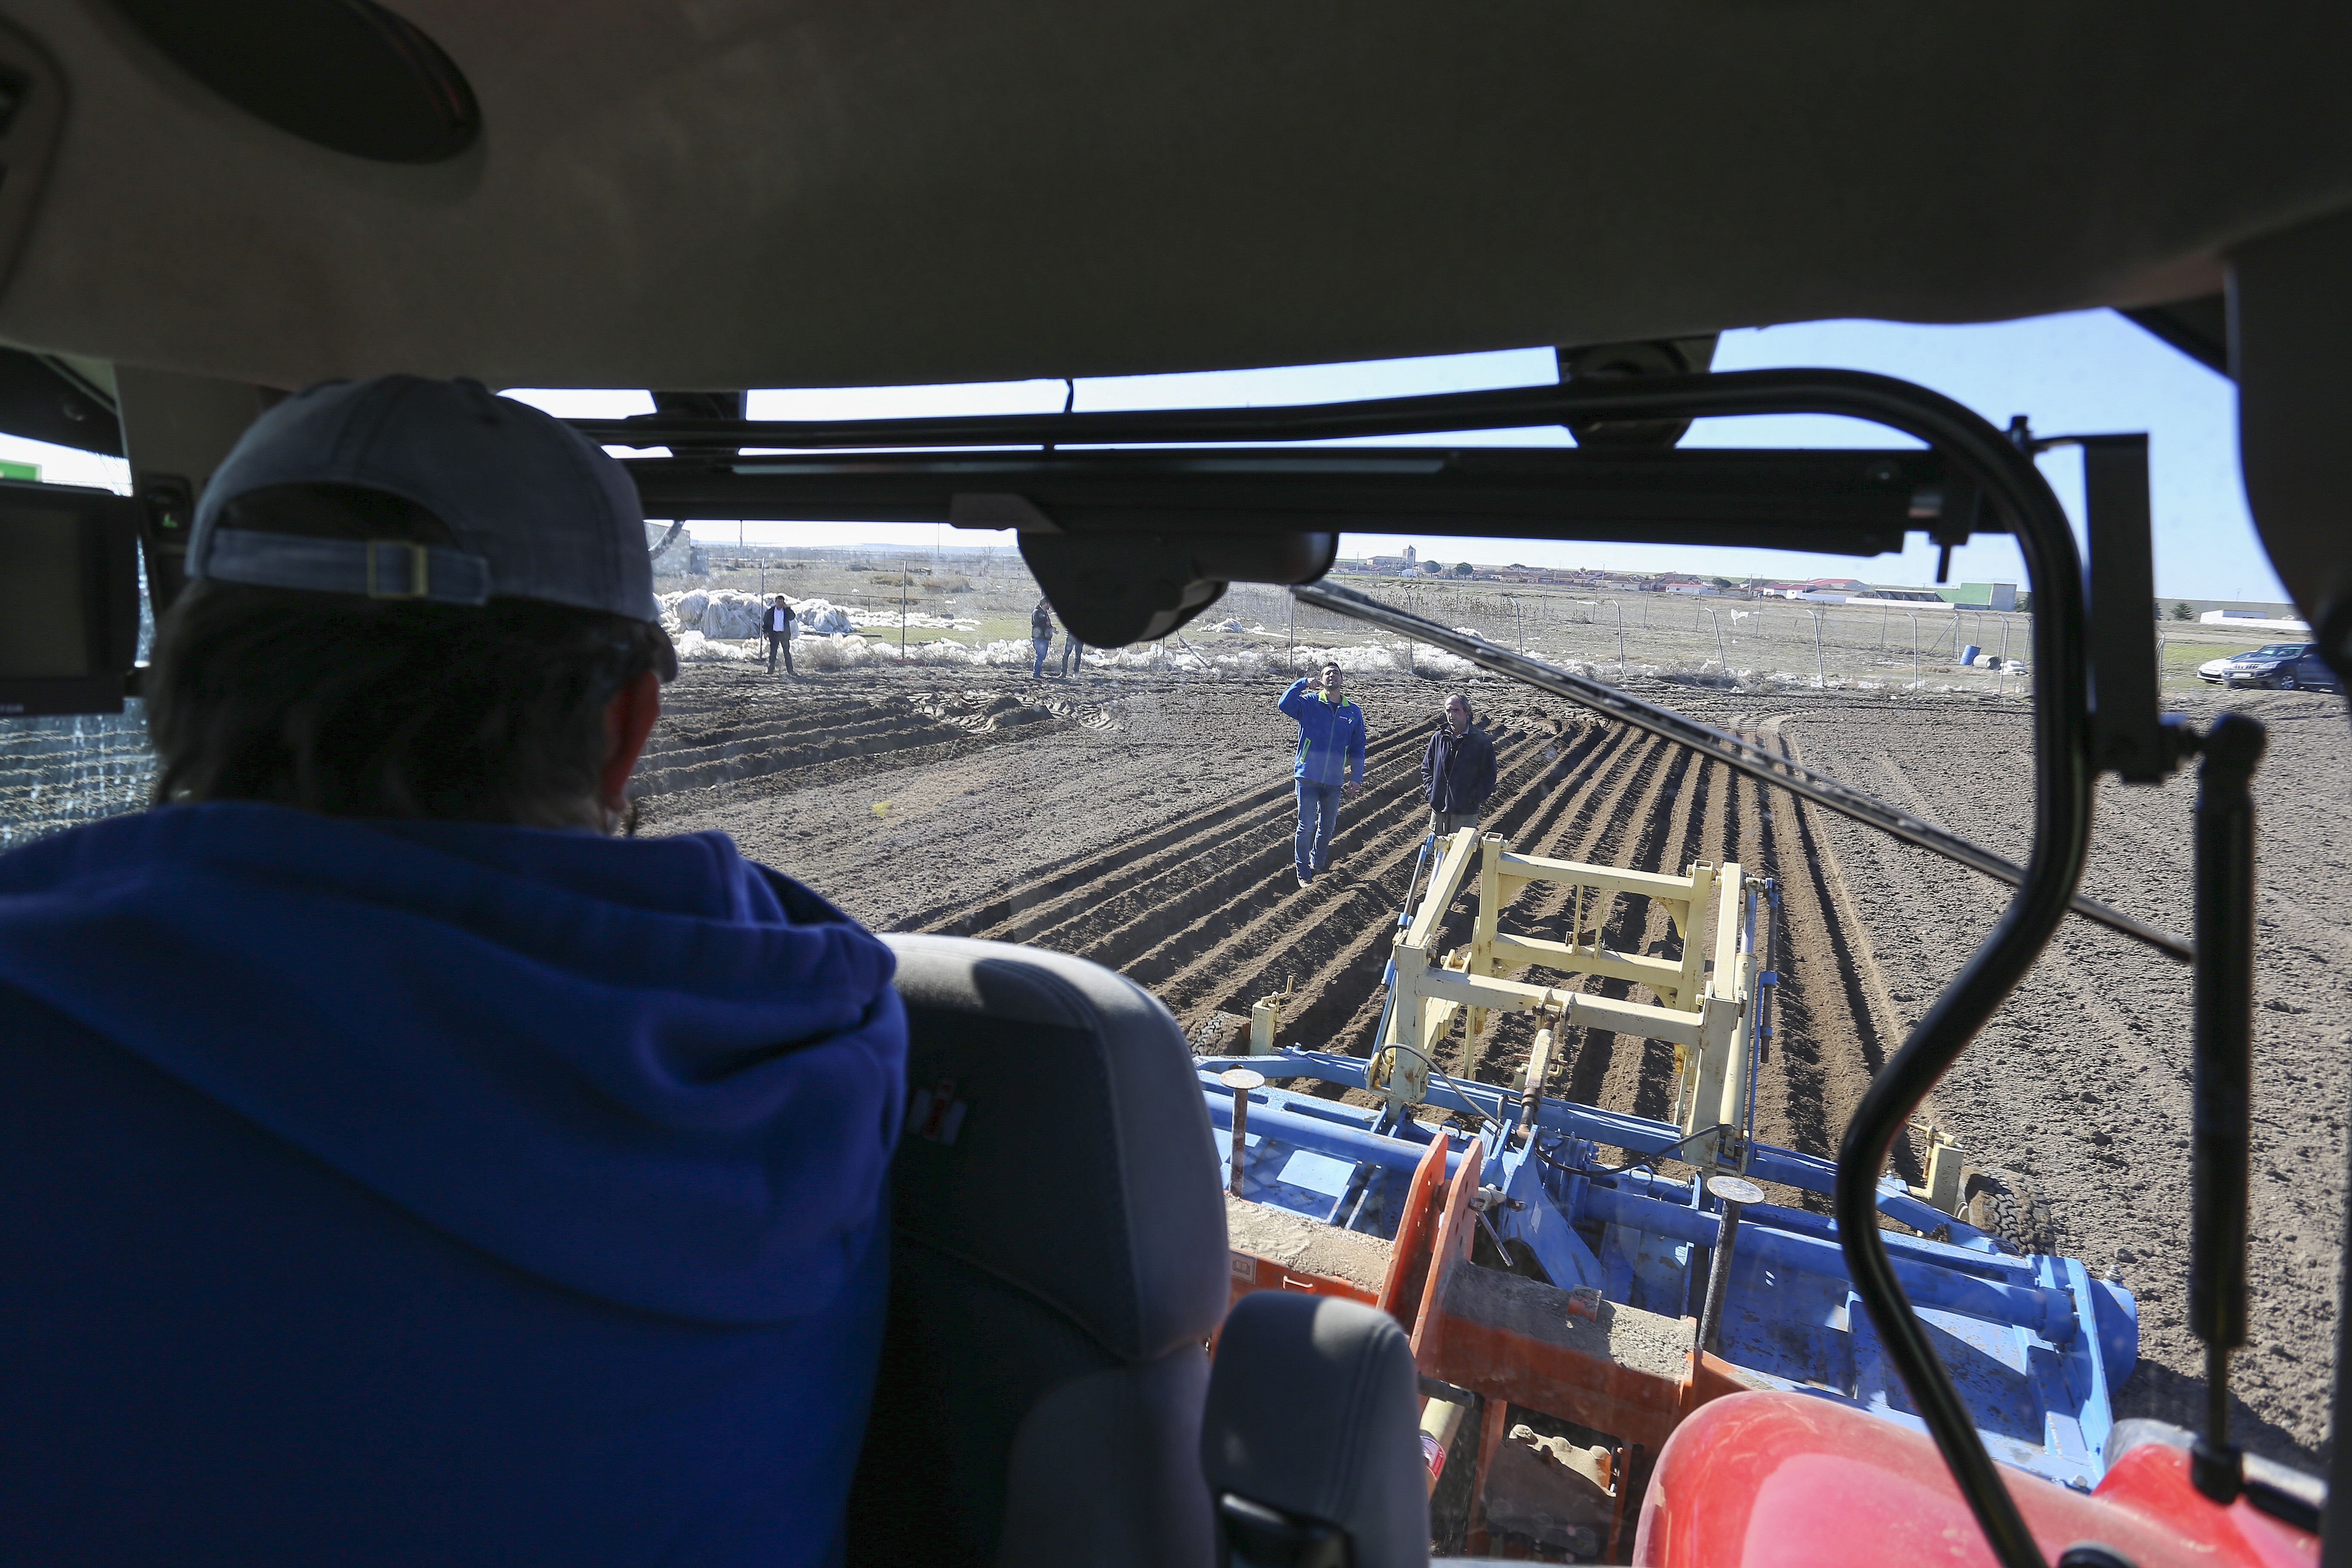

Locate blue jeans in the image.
[1032,637,1050,678]
[1294,780,1343,880]
[1060,634,1085,675]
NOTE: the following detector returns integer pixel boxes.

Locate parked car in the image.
[2195,642,2341,691]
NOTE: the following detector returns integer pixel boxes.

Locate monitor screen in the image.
[0,481,141,715]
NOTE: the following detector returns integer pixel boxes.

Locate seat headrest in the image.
[882,934,1228,1362]
[1200,1292,1430,1568]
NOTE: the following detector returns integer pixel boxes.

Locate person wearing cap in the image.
[767,593,797,676]
[1277,661,1367,888]
[1421,690,1496,839]
[0,377,906,1565]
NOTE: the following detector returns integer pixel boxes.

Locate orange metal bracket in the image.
[1377,1128,1450,1328]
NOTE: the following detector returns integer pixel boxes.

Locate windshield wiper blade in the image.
[1291,579,2191,963]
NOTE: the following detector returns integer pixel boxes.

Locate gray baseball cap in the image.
[188,375,658,621]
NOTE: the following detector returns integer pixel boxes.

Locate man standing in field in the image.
[1277,661,1366,889]
[766,594,796,676]
[1030,598,1054,680]
[1421,691,1495,839]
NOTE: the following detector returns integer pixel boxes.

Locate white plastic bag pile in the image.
[658,590,859,646]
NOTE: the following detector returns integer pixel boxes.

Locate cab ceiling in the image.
[2,1,2346,392]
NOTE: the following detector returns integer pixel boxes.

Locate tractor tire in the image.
[1962,1168,2055,1257]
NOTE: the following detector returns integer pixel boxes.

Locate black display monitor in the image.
[0,478,143,716]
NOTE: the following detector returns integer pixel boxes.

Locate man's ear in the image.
[599,670,662,817]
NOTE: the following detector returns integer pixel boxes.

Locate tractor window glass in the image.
[0,456,150,851]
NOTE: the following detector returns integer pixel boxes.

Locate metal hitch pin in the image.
[1220,1068,1265,1198]
[1698,1175,1764,1356]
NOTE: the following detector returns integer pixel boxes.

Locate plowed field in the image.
[638,660,2352,1470]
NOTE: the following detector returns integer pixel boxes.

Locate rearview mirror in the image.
[1019,530,1337,646]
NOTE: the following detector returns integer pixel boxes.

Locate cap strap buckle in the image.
[365,540,430,599]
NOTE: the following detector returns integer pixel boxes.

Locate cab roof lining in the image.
[0,1,2345,391]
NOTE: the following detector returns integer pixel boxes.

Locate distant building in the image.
[1848,587,1953,609]
[647,521,707,577]
[1937,582,2019,611]
[2200,609,2312,635]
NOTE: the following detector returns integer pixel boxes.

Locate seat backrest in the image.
[847,934,1227,1568]
[1201,1290,1431,1568]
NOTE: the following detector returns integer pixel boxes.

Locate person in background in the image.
[0,376,905,1567]
[1059,626,1086,679]
[1276,661,1366,889]
[766,594,796,677]
[1421,690,1496,839]
[1030,598,1054,680]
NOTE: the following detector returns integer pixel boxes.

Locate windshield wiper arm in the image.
[1291,579,2191,963]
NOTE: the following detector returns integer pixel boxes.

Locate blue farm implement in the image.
[1201,826,2136,1557]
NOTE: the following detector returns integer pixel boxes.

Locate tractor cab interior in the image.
[1,6,2349,1568]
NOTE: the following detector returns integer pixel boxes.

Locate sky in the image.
[13,307,2269,603]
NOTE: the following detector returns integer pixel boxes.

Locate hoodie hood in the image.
[0,803,906,1325]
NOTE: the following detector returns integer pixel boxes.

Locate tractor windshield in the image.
[2,339,2342,1564]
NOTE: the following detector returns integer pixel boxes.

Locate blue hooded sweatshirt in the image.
[1277,677,1367,787]
[0,803,907,1568]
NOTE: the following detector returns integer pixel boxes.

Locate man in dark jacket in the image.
[0,377,906,1568]
[1031,597,1055,679]
[1421,691,1497,839]
[766,593,796,675]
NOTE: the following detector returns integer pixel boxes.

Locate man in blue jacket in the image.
[0,377,906,1568]
[1277,661,1367,888]
[1421,691,1498,839]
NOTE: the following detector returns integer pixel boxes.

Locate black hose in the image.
[1287,371,2093,1568]
[1290,579,2184,963]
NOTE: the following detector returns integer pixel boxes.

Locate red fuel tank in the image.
[1635,1392,2315,1568]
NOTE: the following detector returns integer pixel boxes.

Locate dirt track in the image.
[638,661,2352,1469]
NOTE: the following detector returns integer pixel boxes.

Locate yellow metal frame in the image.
[1374,830,1755,1171]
